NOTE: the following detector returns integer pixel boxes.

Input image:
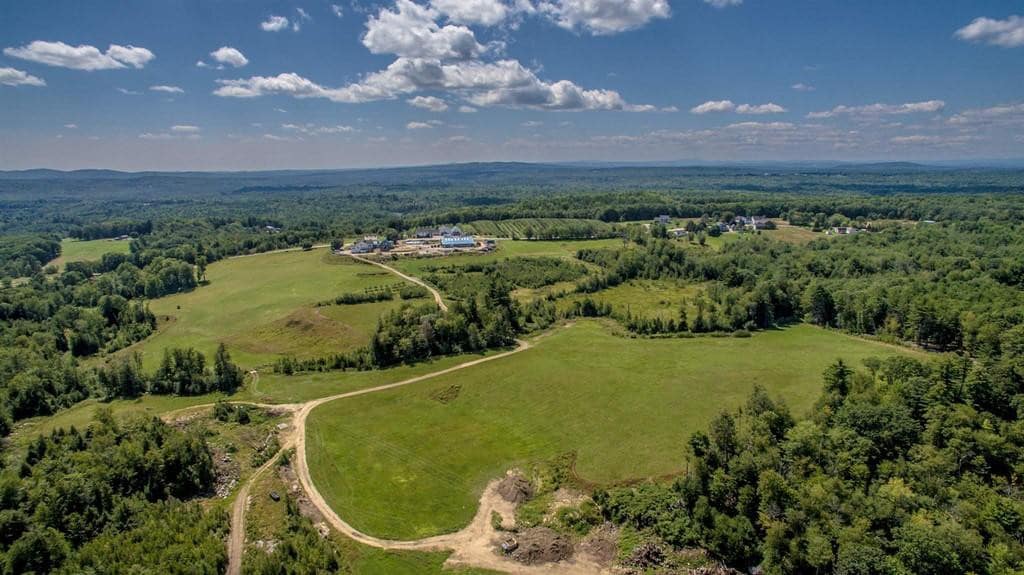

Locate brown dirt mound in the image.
[504,527,573,565]
[496,473,534,504]
[579,523,618,564]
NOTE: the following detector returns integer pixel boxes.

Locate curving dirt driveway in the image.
[348,254,449,312]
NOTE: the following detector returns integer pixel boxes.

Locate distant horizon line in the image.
[4,158,1024,176]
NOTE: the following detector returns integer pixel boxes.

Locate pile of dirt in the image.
[505,527,573,565]
[496,473,534,504]
[212,448,239,499]
[578,523,618,564]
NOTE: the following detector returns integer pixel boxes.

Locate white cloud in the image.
[407,121,435,129]
[363,0,487,60]
[459,105,478,113]
[64,123,77,129]
[431,0,508,26]
[211,46,249,68]
[408,95,449,111]
[140,126,201,140]
[150,85,184,94]
[261,15,290,32]
[537,0,671,35]
[4,40,154,70]
[215,57,655,111]
[117,87,141,95]
[808,100,945,119]
[294,7,312,31]
[948,102,1024,126]
[331,4,344,18]
[522,120,544,127]
[660,105,679,112]
[704,0,742,7]
[791,83,815,92]
[282,123,357,135]
[736,103,786,115]
[955,15,1024,48]
[0,67,45,87]
[691,100,735,114]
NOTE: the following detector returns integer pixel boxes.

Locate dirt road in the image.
[348,254,449,312]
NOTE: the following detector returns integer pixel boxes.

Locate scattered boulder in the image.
[269,491,281,502]
[497,473,534,504]
[506,527,572,565]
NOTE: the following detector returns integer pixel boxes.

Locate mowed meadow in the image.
[305,320,926,540]
[49,237,133,270]
[136,248,416,369]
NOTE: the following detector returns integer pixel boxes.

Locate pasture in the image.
[138,248,412,370]
[49,237,132,270]
[305,320,925,540]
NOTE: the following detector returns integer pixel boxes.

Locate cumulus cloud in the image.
[736,103,786,115]
[261,15,290,31]
[0,67,45,87]
[150,85,184,94]
[537,0,671,35]
[117,87,141,95]
[210,46,249,68]
[955,15,1024,48]
[407,121,435,129]
[808,100,945,119]
[431,0,508,26]
[331,4,344,18]
[691,100,735,114]
[691,100,786,115]
[171,125,200,133]
[363,0,487,60]
[704,0,742,7]
[215,57,654,111]
[791,83,815,92]
[64,123,77,129]
[459,105,478,113]
[4,40,154,70]
[408,95,449,111]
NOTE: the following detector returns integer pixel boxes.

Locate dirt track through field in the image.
[348,254,449,312]
[217,252,593,573]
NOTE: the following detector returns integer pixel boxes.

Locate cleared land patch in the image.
[306,320,925,540]
[138,248,406,370]
[48,237,132,270]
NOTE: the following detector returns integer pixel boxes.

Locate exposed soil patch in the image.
[278,463,324,523]
[430,384,462,404]
[503,527,573,565]
[497,473,534,504]
[578,523,619,565]
[212,447,240,499]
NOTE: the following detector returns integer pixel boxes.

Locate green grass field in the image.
[559,279,706,320]
[306,320,925,540]
[136,248,409,370]
[49,237,133,270]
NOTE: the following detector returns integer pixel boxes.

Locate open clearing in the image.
[558,279,706,320]
[48,237,132,270]
[137,248,409,370]
[306,320,925,540]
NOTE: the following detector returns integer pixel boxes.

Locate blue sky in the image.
[1,0,1022,170]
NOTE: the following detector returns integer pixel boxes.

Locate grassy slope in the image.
[307,320,926,540]
[138,248,404,370]
[49,237,132,270]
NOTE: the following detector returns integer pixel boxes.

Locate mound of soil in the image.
[579,523,618,564]
[506,527,572,565]
[496,473,534,504]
